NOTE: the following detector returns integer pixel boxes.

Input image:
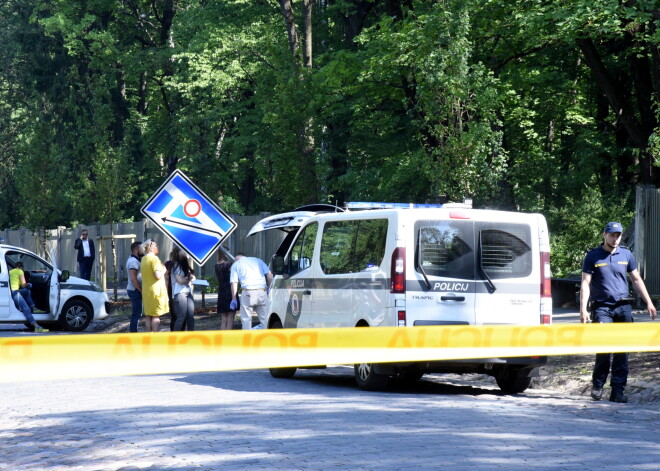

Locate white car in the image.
[0,244,109,331]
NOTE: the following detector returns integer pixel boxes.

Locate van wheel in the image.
[59,299,93,332]
[495,367,532,394]
[268,319,298,379]
[354,363,389,390]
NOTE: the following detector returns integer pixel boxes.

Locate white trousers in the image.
[240,290,268,330]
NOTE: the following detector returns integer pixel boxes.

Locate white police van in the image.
[248,202,552,393]
[0,244,109,331]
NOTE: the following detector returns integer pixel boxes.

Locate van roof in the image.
[247,202,545,238]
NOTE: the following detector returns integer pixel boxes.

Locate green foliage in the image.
[548,185,635,277]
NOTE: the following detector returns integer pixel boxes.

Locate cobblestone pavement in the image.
[0,367,658,471]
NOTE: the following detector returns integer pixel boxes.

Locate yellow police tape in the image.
[1,323,658,382]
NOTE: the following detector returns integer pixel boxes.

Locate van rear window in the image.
[415,221,533,280]
[415,222,474,280]
[478,224,532,279]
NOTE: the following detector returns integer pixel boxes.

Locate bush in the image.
[548,185,634,278]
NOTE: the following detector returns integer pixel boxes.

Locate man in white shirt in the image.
[74,229,95,280]
[230,254,273,330]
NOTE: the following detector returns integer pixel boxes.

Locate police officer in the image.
[580,221,656,403]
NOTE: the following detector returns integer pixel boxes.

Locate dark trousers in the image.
[591,303,633,393]
[127,289,142,333]
[78,257,94,280]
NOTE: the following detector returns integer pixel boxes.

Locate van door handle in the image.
[440,295,465,302]
[303,290,312,295]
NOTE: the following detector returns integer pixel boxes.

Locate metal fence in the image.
[1,215,285,293]
[635,185,660,298]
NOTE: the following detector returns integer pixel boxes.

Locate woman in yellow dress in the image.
[140,239,169,332]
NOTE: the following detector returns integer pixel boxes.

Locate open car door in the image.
[49,250,61,316]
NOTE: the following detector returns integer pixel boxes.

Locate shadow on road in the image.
[173,367,530,399]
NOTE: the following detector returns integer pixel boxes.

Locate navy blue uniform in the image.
[582,245,636,306]
[582,245,635,395]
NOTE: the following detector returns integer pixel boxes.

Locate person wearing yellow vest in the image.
[9,261,48,332]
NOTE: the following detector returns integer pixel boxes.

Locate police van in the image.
[248,202,552,393]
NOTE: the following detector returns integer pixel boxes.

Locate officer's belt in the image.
[591,298,634,310]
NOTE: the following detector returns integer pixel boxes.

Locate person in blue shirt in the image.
[580,221,656,403]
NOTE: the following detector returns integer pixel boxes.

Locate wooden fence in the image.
[1,215,284,296]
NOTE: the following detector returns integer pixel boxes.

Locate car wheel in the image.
[268,319,298,379]
[354,363,389,391]
[59,299,93,332]
[495,367,532,394]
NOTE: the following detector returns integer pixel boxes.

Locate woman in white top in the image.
[171,246,196,331]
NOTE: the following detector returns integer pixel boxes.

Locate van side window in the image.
[478,224,532,279]
[415,222,474,280]
[320,219,388,274]
[320,221,357,274]
[354,219,388,271]
[287,223,318,276]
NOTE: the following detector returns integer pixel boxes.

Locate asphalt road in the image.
[1,366,659,471]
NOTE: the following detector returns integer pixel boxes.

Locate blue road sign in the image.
[141,170,237,265]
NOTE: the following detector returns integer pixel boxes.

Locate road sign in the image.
[141,170,237,265]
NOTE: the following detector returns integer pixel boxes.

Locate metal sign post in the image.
[141,170,237,265]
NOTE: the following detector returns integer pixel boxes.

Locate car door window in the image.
[287,223,318,276]
[5,252,52,274]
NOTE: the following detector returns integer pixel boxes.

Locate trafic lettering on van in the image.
[432,282,470,292]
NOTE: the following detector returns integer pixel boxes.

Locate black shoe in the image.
[590,387,603,401]
[609,392,628,403]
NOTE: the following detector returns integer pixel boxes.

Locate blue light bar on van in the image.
[346,202,446,210]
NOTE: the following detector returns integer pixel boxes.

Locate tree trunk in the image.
[279,0,299,57]
[577,38,655,185]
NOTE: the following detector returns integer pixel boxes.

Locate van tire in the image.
[354,363,389,390]
[58,299,93,332]
[495,367,532,394]
[268,319,298,379]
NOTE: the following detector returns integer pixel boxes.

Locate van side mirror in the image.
[272,255,285,275]
[60,270,70,282]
